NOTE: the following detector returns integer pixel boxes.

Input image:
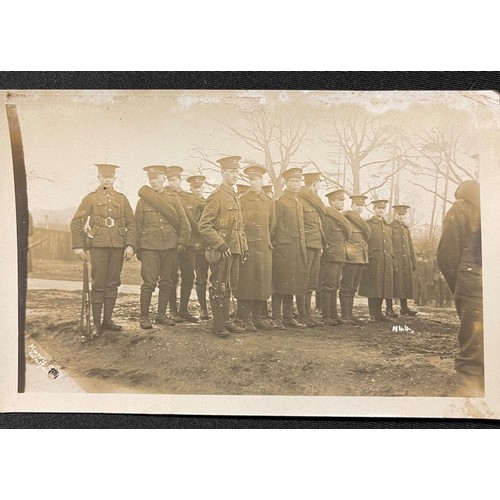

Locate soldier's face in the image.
[98,174,115,189]
[249,176,263,193]
[286,178,302,192]
[168,175,182,189]
[330,197,344,210]
[149,173,165,192]
[374,206,385,217]
[222,168,239,186]
[352,203,364,213]
[191,185,204,198]
[395,213,405,222]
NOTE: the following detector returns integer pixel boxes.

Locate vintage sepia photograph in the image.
[1,88,499,418]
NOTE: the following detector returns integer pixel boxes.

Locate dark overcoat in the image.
[391,220,416,298]
[235,190,273,300]
[271,189,307,295]
[358,216,395,298]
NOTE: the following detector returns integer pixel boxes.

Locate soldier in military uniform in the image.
[437,180,483,397]
[166,166,201,322]
[358,199,395,322]
[135,165,191,329]
[271,167,307,329]
[70,164,137,336]
[263,184,274,198]
[198,156,248,337]
[320,190,352,326]
[297,172,326,327]
[339,195,371,324]
[188,175,210,320]
[385,204,418,317]
[234,165,274,331]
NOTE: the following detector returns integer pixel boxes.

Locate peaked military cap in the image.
[166,165,184,178]
[95,164,120,175]
[302,172,321,185]
[350,194,368,205]
[186,175,206,185]
[143,165,168,175]
[243,165,267,178]
[325,189,345,200]
[216,156,241,170]
[372,199,389,208]
[393,204,410,215]
[282,167,303,181]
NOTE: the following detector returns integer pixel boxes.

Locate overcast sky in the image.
[0,90,496,230]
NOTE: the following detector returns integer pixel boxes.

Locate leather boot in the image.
[400,298,417,316]
[209,294,229,337]
[169,286,182,322]
[241,300,257,332]
[156,289,175,325]
[223,297,245,333]
[139,291,153,329]
[385,299,398,317]
[339,295,356,325]
[349,296,364,324]
[91,303,103,337]
[180,280,198,322]
[296,294,314,327]
[321,292,337,326]
[330,291,340,321]
[102,298,122,330]
[196,286,210,320]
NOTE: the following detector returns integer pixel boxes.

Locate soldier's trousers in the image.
[195,250,209,291]
[208,254,240,299]
[140,249,178,294]
[454,295,484,397]
[321,262,344,293]
[306,247,322,293]
[339,264,364,299]
[90,247,124,303]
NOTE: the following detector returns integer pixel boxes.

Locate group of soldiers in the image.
[70,157,420,339]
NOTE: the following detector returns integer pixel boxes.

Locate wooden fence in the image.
[29,227,74,260]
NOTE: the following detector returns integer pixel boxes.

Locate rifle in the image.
[209,217,235,334]
[80,226,92,340]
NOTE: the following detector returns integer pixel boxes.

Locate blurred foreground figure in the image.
[437,180,483,397]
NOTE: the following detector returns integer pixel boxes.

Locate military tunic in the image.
[198,183,248,297]
[193,196,209,295]
[235,190,273,301]
[339,210,371,299]
[390,220,416,299]
[70,186,137,304]
[321,207,351,293]
[135,190,190,295]
[358,215,394,299]
[271,189,307,295]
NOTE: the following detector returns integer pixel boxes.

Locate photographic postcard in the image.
[1,88,499,419]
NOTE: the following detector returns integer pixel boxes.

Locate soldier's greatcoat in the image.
[358,215,394,298]
[390,219,416,299]
[271,189,307,295]
[235,190,273,300]
[70,186,137,249]
[198,183,248,255]
[167,187,200,248]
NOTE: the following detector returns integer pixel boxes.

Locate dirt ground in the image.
[25,287,460,397]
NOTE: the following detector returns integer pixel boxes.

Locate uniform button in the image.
[160,226,164,229]
[108,208,112,211]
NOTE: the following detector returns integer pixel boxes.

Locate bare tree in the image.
[324,108,405,196]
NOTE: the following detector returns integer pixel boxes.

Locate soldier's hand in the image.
[74,248,88,262]
[242,251,249,263]
[124,245,134,261]
[177,244,187,254]
[218,242,231,259]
